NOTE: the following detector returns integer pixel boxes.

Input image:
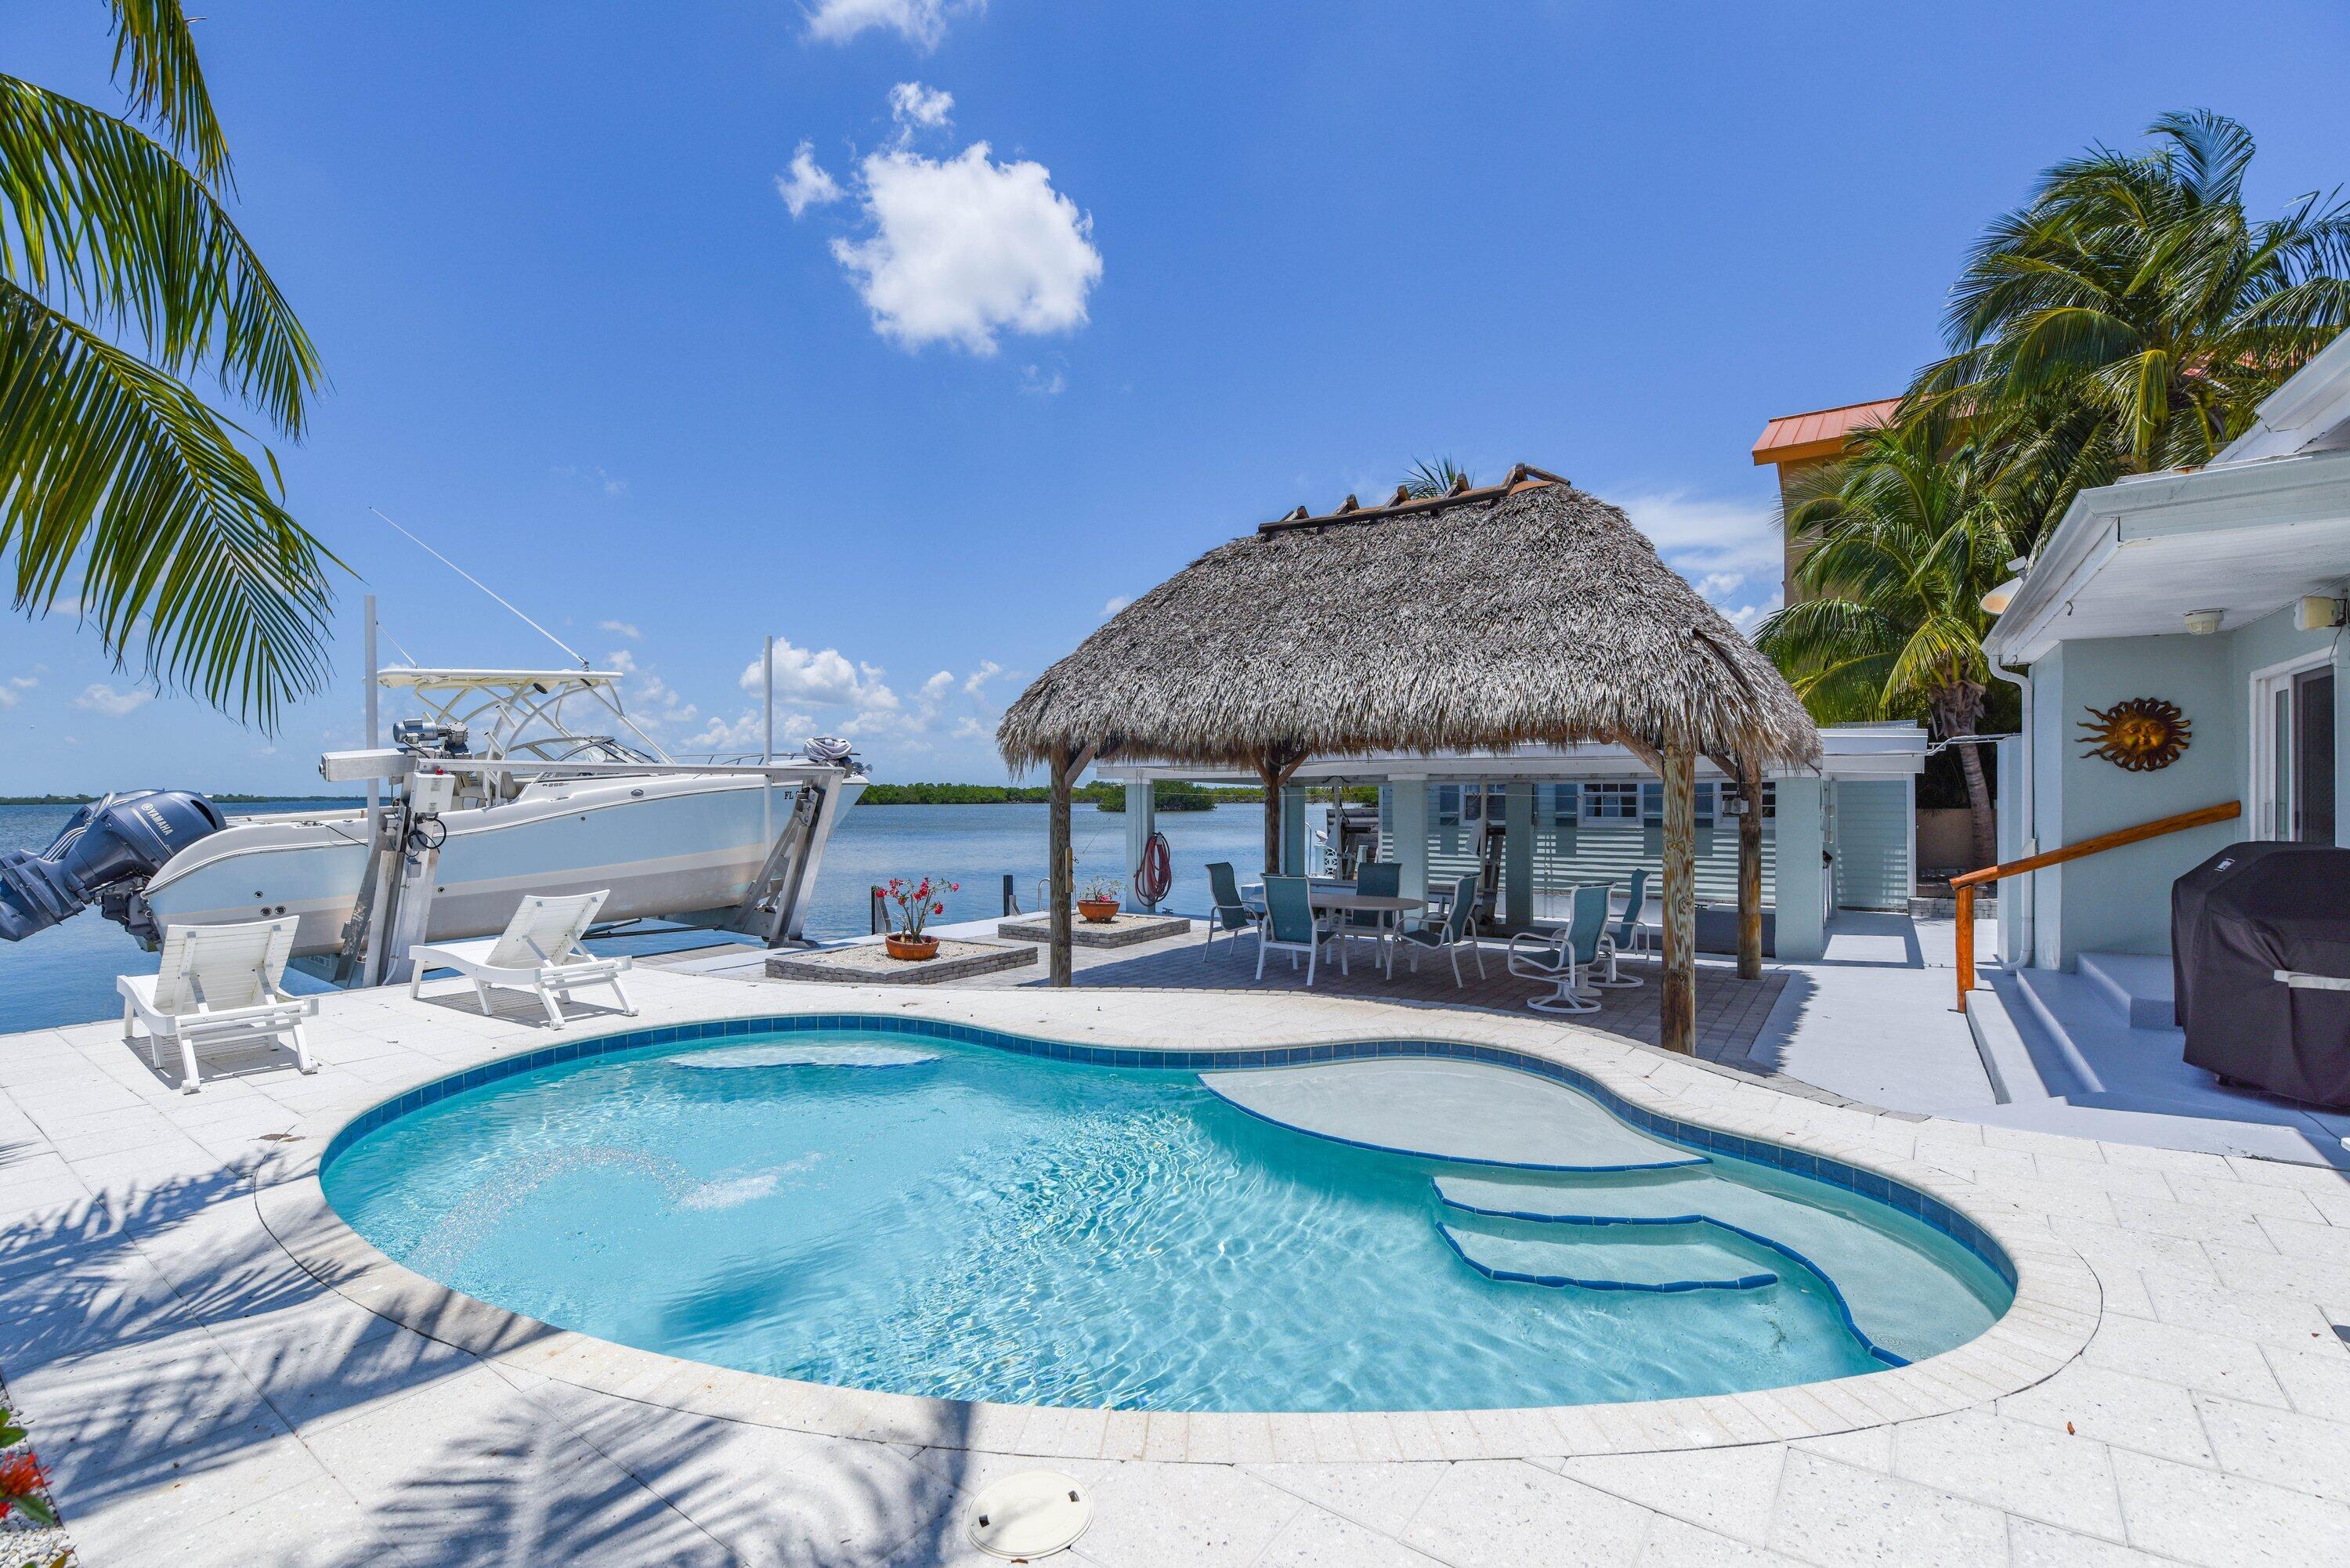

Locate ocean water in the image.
[0,799,1263,1035]
[320,1028,1963,1411]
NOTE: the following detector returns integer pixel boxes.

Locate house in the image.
[1982,327,2350,983]
[1750,397,1899,602]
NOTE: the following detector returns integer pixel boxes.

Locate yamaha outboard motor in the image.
[0,790,225,943]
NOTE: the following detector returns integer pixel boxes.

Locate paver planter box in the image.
[996,913,1195,948]
[766,938,1037,984]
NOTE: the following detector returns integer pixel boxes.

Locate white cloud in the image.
[888,81,953,132]
[1101,595,1131,616]
[1020,363,1066,396]
[0,674,31,710]
[739,638,899,712]
[830,142,1101,354]
[804,0,978,49]
[599,620,642,641]
[952,715,989,740]
[919,669,956,702]
[960,659,1001,698]
[1618,491,1782,583]
[74,682,151,717]
[685,709,815,757]
[776,140,844,218]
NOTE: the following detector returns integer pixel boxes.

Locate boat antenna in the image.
[369,507,591,670]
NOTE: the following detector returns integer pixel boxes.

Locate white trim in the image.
[2248,649,2335,841]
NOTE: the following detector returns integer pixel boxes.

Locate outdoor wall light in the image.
[2183,609,2225,635]
[1980,576,2024,615]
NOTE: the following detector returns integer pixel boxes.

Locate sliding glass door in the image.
[2254,657,2337,844]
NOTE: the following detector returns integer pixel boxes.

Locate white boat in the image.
[0,668,866,979]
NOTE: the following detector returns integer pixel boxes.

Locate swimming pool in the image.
[321,1018,2012,1413]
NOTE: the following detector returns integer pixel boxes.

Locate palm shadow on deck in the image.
[0,1151,984,1565]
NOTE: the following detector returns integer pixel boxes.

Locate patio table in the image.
[1309,891,1425,977]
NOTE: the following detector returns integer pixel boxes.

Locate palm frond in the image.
[0,278,338,726]
[1401,457,1474,500]
[104,0,229,182]
[0,75,320,434]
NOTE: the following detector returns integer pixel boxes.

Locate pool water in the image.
[323,1030,2009,1412]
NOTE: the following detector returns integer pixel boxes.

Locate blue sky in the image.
[3,0,2347,792]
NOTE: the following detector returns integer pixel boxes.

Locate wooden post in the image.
[1660,744,1697,1054]
[1954,883,1975,1011]
[1737,757,1763,981]
[1255,745,1305,880]
[1046,742,1096,988]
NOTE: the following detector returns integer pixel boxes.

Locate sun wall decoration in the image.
[2078,697,2192,771]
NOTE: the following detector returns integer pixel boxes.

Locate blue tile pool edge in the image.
[317,1010,2017,1296]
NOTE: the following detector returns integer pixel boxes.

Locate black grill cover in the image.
[2173,841,2350,1107]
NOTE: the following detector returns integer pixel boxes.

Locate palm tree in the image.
[1401,457,1474,499]
[1913,110,2350,541]
[2,1,334,726]
[1755,418,2019,868]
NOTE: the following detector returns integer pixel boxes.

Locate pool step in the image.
[1437,1215,1780,1293]
[1198,1059,1705,1172]
[1434,1172,1998,1364]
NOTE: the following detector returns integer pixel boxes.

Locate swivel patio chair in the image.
[1508,882,1611,1014]
[1587,866,1651,988]
[1203,860,1262,958]
[1396,872,1486,987]
[1256,875,1327,985]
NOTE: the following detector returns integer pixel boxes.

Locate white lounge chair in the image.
[119,916,319,1093]
[408,891,634,1028]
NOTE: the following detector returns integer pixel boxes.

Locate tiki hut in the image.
[996,464,1820,1052]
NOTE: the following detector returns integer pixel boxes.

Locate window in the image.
[1545,783,1579,826]
[1432,785,1461,829]
[1585,782,1639,819]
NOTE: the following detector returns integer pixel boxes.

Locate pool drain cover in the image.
[966,1470,1091,1560]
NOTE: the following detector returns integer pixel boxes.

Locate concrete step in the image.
[2078,952,2176,1029]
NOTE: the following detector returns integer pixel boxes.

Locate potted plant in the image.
[1076,875,1123,924]
[880,876,958,959]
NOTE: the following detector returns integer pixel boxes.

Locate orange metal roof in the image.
[1750,398,1900,466]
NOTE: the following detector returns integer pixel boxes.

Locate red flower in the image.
[0,1450,49,1508]
[932,903,944,915]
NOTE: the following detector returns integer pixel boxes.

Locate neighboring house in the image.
[1750,397,1900,602]
[1983,328,2350,975]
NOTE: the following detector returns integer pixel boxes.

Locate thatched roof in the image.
[997,465,1820,773]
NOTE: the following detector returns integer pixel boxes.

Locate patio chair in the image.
[1397,872,1486,987]
[1203,860,1262,957]
[118,916,318,1093]
[1589,866,1651,989]
[408,891,635,1028]
[1336,860,1402,970]
[1508,882,1611,1014]
[1256,874,1327,985]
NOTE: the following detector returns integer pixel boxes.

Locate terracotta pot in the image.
[1077,898,1121,924]
[885,933,939,961]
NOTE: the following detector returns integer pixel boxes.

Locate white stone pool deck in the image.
[2,971,2348,1567]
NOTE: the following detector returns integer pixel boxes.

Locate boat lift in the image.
[317,746,862,988]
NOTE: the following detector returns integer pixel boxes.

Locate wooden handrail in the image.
[1952,799,2240,1012]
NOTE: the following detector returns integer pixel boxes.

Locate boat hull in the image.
[141,774,789,956]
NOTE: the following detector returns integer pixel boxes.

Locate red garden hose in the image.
[1134,830,1173,909]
